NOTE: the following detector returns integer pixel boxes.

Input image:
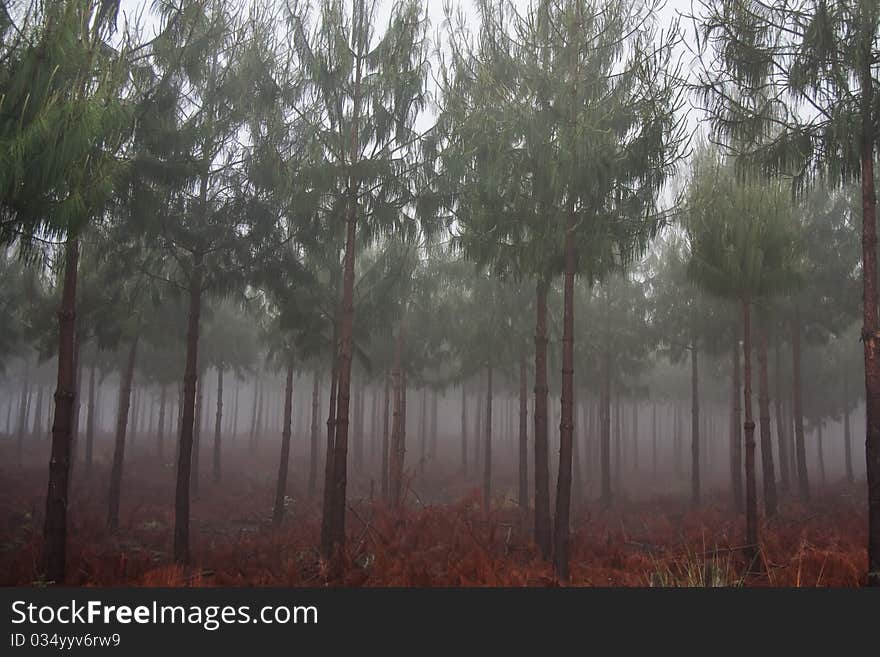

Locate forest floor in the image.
[0,440,868,587]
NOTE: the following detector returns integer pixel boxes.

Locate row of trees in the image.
[0,0,875,584]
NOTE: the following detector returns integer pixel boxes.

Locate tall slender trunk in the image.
[774,337,790,492]
[844,378,854,484]
[17,359,30,464]
[323,7,365,560]
[249,377,259,452]
[173,250,204,564]
[817,424,826,487]
[354,380,364,472]
[419,387,427,474]
[533,280,551,559]
[381,371,390,499]
[614,390,621,489]
[254,377,264,450]
[231,381,239,440]
[389,330,405,508]
[31,384,44,439]
[518,356,528,511]
[192,372,203,498]
[430,391,438,460]
[474,378,482,470]
[107,333,139,532]
[213,367,223,483]
[791,306,810,500]
[157,383,166,462]
[319,355,339,551]
[632,399,639,473]
[691,336,700,506]
[858,58,880,585]
[601,351,612,507]
[742,300,758,553]
[43,238,79,583]
[643,401,651,480]
[272,358,295,528]
[85,362,96,473]
[483,365,493,511]
[757,320,777,517]
[731,330,743,512]
[553,208,576,582]
[460,382,468,475]
[308,371,320,498]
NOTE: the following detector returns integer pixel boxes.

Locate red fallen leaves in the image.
[0,451,869,587]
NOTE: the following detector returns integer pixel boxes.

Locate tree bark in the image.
[212,367,223,483]
[518,355,528,511]
[774,337,790,492]
[309,371,320,498]
[844,378,854,484]
[742,300,758,553]
[192,372,203,498]
[17,359,30,464]
[817,423,826,487]
[173,250,203,564]
[272,358,295,528]
[389,330,405,508]
[791,306,810,500]
[107,333,139,532]
[381,370,390,499]
[731,330,743,512]
[157,383,166,462]
[419,386,427,474]
[460,382,468,475]
[319,355,339,552]
[85,362,96,473]
[533,280,551,559]
[553,209,576,582]
[691,336,700,506]
[43,238,79,583]
[757,319,778,517]
[482,365,493,511]
[601,351,612,507]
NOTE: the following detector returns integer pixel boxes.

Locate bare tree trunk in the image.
[272,358,295,528]
[483,365,493,511]
[731,330,743,512]
[844,378,854,484]
[381,371,390,500]
[742,300,759,554]
[389,330,405,508]
[791,306,810,500]
[85,362,96,473]
[691,337,700,506]
[817,424,826,487]
[651,402,657,478]
[601,352,612,507]
[757,320,778,517]
[107,333,139,532]
[774,337,790,492]
[17,359,30,464]
[419,387,427,475]
[533,280,551,559]
[157,383,166,462]
[173,249,203,564]
[43,239,79,583]
[213,367,223,483]
[319,355,339,552]
[460,382,468,475]
[518,356,528,511]
[192,372,203,498]
[308,371,320,498]
[430,390,438,460]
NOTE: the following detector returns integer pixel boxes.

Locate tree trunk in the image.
[601,351,612,507]
[791,306,810,500]
[731,330,743,512]
[43,238,79,583]
[757,319,778,517]
[85,362,96,473]
[553,210,576,582]
[460,382,468,475]
[157,383,166,462]
[249,377,259,452]
[518,355,528,511]
[691,337,700,506]
[192,372,203,498]
[533,280,551,559]
[742,300,758,553]
[419,387,427,475]
[17,359,30,464]
[107,333,139,532]
[319,355,339,552]
[817,424,826,487]
[844,378,854,484]
[309,371,320,498]
[483,365,493,511]
[231,380,239,440]
[774,337,790,492]
[213,367,223,483]
[858,64,880,585]
[430,391,438,460]
[389,330,405,508]
[272,358,295,528]
[381,370,390,499]
[173,250,203,564]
